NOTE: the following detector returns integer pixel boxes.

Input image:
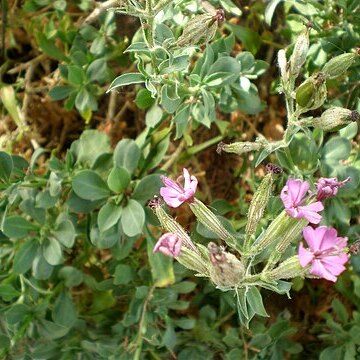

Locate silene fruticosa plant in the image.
[147,26,360,326]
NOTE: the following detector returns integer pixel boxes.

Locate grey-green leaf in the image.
[0,151,13,182]
[98,202,122,233]
[121,199,145,237]
[113,139,141,174]
[72,170,110,201]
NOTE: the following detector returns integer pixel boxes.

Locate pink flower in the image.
[160,168,198,208]
[298,226,348,282]
[153,233,182,257]
[316,177,350,201]
[281,179,324,224]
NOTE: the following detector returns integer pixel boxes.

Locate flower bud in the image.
[322,52,358,79]
[148,196,197,252]
[275,218,308,253]
[289,29,309,78]
[267,256,306,281]
[245,173,273,239]
[296,72,327,111]
[189,198,239,251]
[153,233,182,257]
[217,141,263,155]
[177,246,209,275]
[312,107,359,131]
[278,49,288,82]
[208,242,244,289]
[251,212,307,254]
[176,9,224,48]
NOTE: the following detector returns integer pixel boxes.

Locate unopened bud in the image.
[312,107,359,131]
[176,9,224,48]
[217,141,263,155]
[268,256,306,280]
[275,218,308,253]
[296,72,327,111]
[189,198,239,251]
[278,49,288,82]
[245,173,273,239]
[177,246,210,275]
[322,52,358,79]
[208,242,244,289]
[149,197,197,252]
[289,29,309,78]
[251,212,307,254]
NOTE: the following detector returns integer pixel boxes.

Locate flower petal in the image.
[318,227,339,251]
[310,259,337,282]
[298,201,324,224]
[287,179,309,205]
[298,242,315,267]
[303,226,326,251]
[320,255,347,276]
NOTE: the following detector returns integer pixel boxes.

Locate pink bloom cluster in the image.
[281,179,324,224]
[316,177,350,201]
[298,226,348,282]
[160,168,198,208]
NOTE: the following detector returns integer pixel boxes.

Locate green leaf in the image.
[73,129,111,168]
[135,88,155,109]
[67,65,85,85]
[86,58,107,82]
[43,238,63,265]
[30,147,47,172]
[331,299,348,323]
[132,174,163,205]
[121,199,145,237]
[32,251,53,280]
[155,23,174,43]
[98,202,122,233]
[227,24,262,55]
[75,87,97,112]
[0,151,13,182]
[52,291,77,327]
[52,220,76,248]
[36,32,68,62]
[107,73,145,92]
[204,72,237,88]
[246,286,268,317]
[160,85,181,114]
[49,172,62,197]
[322,137,351,162]
[219,0,242,15]
[171,281,196,294]
[114,264,135,285]
[68,191,103,214]
[59,266,84,288]
[208,56,241,76]
[146,104,164,127]
[72,170,110,201]
[107,166,131,193]
[113,139,141,174]
[265,0,283,25]
[38,320,70,340]
[6,304,30,324]
[0,284,20,301]
[36,190,58,209]
[13,240,38,274]
[90,224,119,249]
[3,216,38,239]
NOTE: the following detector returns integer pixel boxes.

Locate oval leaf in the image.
[72,170,110,201]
